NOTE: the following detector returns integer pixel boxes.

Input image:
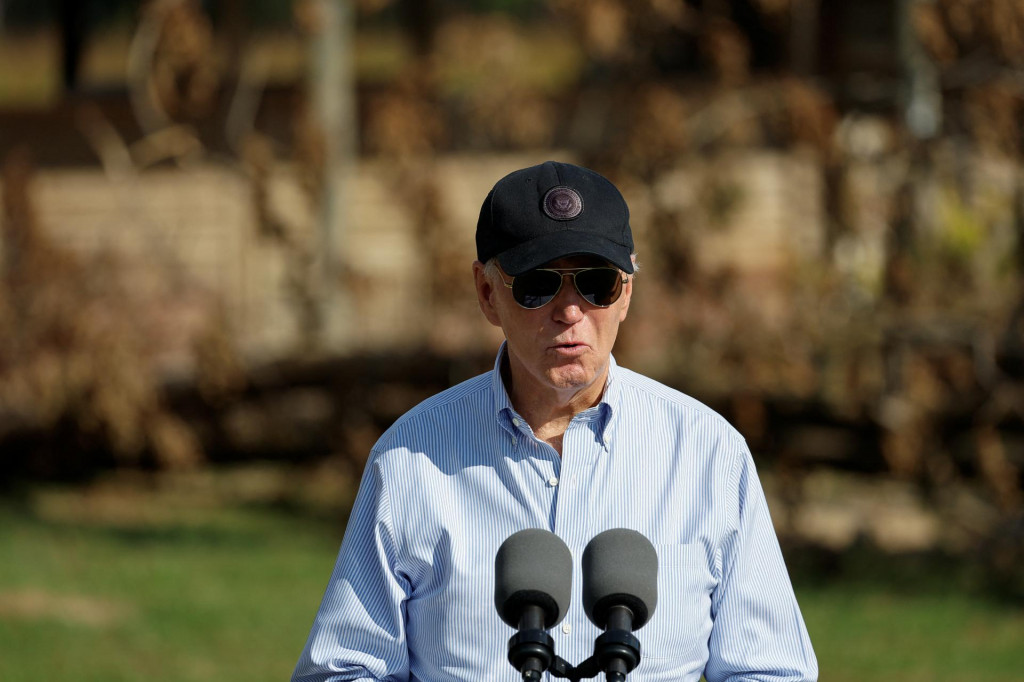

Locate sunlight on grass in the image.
[798,585,1024,682]
[0,495,343,682]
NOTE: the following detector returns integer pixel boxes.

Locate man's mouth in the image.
[551,342,588,354]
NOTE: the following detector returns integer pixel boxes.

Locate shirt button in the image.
[548,476,558,487]
[512,418,521,427]
[561,622,572,635]
[510,437,517,445]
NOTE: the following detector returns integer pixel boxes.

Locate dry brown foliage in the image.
[241,132,323,351]
[0,149,207,471]
[145,0,220,122]
[434,15,557,149]
[966,80,1022,155]
[365,64,446,157]
[702,17,751,86]
[926,0,1024,63]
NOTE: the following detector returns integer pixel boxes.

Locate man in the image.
[292,161,817,682]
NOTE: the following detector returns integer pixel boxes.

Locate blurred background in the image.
[1,1,1023,680]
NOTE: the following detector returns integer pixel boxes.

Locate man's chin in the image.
[545,365,595,391]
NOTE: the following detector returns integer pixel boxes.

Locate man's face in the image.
[473,254,632,401]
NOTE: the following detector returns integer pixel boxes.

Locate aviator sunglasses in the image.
[500,266,629,309]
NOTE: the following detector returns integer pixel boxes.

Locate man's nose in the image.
[550,274,585,323]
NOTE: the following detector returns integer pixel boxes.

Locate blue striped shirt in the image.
[292,346,817,682]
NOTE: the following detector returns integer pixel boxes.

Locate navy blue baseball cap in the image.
[475,161,635,276]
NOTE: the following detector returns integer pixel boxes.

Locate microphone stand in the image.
[548,654,601,682]
[509,605,641,682]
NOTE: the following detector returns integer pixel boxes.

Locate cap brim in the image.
[496,230,634,275]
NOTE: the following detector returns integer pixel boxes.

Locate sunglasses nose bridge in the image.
[553,271,587,306]
[540,270,577,295]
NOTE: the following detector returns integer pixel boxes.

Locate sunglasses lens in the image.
[575,268,623,306]
[512,269,563,309]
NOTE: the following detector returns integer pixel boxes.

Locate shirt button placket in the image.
[552,434,587,545]
[557,419,605,554]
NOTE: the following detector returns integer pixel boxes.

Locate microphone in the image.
[495,528,573,682]
[582,529,658,682]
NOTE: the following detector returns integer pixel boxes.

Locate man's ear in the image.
[618,276,633,322]
[473,260,503,327]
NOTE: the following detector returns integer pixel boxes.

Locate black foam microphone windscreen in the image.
[582,529,658,630]
[494,528,573,629]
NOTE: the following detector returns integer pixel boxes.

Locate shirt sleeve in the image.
[704,440,818,682]
[292,453,411,682]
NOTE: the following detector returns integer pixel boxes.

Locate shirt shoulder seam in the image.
[614,366,745,441]
[370,374,492,456]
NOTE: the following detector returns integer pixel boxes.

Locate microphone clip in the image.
[593,629,641,682]
[507,628,555,682]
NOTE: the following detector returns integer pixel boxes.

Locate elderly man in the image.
[292,161,817,682]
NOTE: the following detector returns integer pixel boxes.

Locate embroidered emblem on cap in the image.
[542,186,584,221]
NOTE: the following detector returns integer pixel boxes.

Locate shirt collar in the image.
[489,342,619,447]
[490,342,516,419]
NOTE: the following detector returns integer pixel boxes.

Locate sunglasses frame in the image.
[499,266,629,309]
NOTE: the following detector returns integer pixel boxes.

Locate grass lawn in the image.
[800,584,1024,682]
[0,482,345,682]
[1,478,1022,682]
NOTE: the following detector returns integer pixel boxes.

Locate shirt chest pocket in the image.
[636,542,715,663]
